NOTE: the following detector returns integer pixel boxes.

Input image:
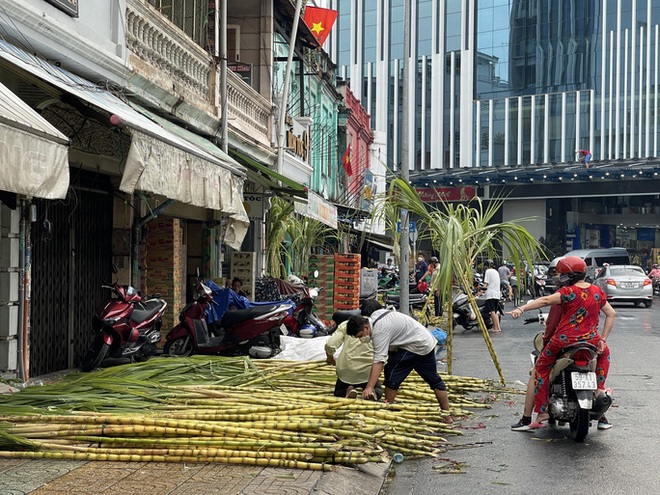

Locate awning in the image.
[230,149,308,198]
[364,236,395,251]
[0,80,69,199]
[0,40,249,249]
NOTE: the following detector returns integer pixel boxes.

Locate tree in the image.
[382,178,545,384]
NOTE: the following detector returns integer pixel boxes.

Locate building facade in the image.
[329,0,660,258]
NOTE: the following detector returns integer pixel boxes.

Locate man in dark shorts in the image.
[346,300,453,423]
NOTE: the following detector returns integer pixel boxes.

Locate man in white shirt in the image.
[346,300,453,423]
[482,259,502,332]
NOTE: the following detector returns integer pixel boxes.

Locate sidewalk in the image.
[0,457,391,495]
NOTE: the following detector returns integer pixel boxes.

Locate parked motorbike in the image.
[164,282,293,358]
[524,314,612,442]
[81,281,167,371]
[282,271,328,338]
[384,289,431,323]
[451,288,496,332]
[378,269,399,290]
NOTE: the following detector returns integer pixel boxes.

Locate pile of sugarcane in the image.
[0,356,508,470]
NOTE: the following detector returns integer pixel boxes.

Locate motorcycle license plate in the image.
[571,371,597,390]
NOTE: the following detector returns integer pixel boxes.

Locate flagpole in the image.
[276,0,304,175]
[399,0,411,315]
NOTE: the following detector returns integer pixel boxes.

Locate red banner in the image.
[342,145,353,176]
[303,6,338,45]
[415,187,476,202]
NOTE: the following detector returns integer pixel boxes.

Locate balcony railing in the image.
[125,0,272,147]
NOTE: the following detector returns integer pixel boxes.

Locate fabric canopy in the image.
[0,81,69,199]
[0,40,249,249]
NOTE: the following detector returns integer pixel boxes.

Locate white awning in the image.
[0,40,249,249]
[0,81,69,199]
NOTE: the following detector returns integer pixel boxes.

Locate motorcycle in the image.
[164,281,293,358]
[451,287,497,332]
[524,314,613,442]
[651,276,660,296]
[81,280,167,371]
[280,271,328,338]
[534,272,546,298]
[378,269,399,290]
[384,288,432,323]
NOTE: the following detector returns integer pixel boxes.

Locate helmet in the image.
[555,256,587,284]
[654,264,659,269]
[430,256,438,263]
[484,259,494,268]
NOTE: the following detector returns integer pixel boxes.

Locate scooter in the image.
[81,280,167,371]
[524,314,612,442]
[280,271,328,338]
[164,281,293,358]
[451,288,496,332]
[534,272,546,297]
[651,276,660,296]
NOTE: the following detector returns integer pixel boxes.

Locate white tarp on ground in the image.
[0,81,69,199]
[277,335,333,361]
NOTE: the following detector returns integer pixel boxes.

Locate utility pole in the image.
[399,0,411,315]
[276,0,304,174]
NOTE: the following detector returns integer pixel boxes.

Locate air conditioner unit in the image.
[228,24,241,62]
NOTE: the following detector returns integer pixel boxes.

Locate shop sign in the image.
[415,186,476,202]
[285,115,309,162]
[243,194,265,221]
[44,0,78,17]
[300,191,337,229]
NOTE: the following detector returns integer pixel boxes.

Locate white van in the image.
[562,248,631,281]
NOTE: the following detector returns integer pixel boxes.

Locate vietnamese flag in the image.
[342,145,353,176]
[303,6,338,46]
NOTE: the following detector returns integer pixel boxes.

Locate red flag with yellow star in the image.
[303,6,338,46]
[342,144,353,176]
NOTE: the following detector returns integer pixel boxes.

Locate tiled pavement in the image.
[0,458,390,495]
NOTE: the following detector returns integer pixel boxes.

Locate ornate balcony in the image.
[125,0,272,147]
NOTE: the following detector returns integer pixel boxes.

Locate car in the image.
[592,264,653,307]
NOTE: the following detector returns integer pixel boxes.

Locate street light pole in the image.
[399,0,411,315]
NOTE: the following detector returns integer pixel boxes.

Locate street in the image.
[383,300,660,495]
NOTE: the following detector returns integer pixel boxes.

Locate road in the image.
[383,300,660,495]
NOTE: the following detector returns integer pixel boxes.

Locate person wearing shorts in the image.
[346,300,453,423]
[483,259,502,332]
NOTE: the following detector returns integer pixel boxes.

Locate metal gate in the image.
[30,184,113,376]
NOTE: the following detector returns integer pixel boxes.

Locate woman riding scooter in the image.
[508,256,616,427]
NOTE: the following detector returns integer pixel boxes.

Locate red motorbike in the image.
[164,282,293,358]
[81,282,167,371]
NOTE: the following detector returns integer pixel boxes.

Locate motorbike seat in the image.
[386,293,426,304]
[130,299,166,323]
[220,305,283,328]
[548,344,598,382]
[332,309,361,326]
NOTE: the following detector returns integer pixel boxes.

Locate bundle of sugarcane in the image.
[0,356,514,470]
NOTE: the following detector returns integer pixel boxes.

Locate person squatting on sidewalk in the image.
[325,319,383,400]
[347,299,453,423]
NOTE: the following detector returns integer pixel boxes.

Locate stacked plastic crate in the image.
[309,254,335,323]
[333,254,361,311]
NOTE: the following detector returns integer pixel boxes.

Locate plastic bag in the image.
[417,280,429,293]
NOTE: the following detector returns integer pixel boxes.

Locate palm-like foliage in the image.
[265,197,338,277]
[264,197,294,278]
[384,179,545,384]
[286,217,338,275]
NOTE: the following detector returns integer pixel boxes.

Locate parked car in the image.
[592,264,653,307]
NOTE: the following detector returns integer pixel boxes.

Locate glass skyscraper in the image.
[329,0,660,172]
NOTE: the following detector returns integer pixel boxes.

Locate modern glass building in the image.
[328,0,660,170]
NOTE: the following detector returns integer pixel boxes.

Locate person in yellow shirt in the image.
[325,320,383,399]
